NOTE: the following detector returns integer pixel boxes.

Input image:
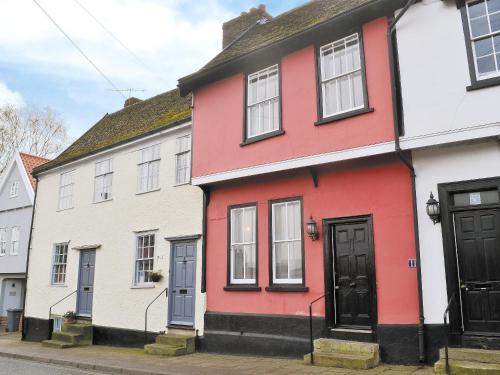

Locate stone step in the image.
[434,359,500,374]
[51,331,90,346]
[313,338,379,355]
[155,334,195,352]
[61,323,92,339]
[440,347,500,365]
[304,351,380,370]
[144,343,187,357]
[41,340,75,349]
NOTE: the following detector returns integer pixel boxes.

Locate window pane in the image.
[321,48,334,81]
[339,75,351,111]
[233,245,245,280]
[323,80,338,116]
[469,0,487,19]
[287,202,301,240]
[289,241,303,280]
[275,242,289,280]
[345,38,360,72]
[242,207,255,243]
[475,37,494,57]
[471,16,490,37]
[490,12,500,32]
[352,71,364,108]
[232,209,243,243]
[273,204,287,241]
[477,54,496,74]
[334,43,346,76]
[245,244,256,280]
[489,0,500,13]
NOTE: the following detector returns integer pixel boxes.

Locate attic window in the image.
[9,181,19,198]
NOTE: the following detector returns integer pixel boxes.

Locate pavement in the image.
[0,333,434,375]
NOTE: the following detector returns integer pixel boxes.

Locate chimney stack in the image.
[124,97,142,108]
[222,4,271,49]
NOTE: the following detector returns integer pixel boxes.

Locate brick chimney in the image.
[222,4,272,49]
[124,97,142,108]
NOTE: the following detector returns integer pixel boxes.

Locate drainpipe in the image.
[200,186,210,293]
[21,176,39,340]
[388,0,426,363]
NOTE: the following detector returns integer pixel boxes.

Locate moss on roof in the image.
[34,88,192,174]
[201,0,373,71]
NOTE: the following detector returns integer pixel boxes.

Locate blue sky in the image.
[0,1,306,141]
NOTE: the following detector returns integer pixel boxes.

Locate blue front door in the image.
[168,241,196,326]
[77,249,96,318]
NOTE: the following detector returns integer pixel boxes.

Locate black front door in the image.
[77,249,96,318]
[333,218,376,329]
[455,209,500,333]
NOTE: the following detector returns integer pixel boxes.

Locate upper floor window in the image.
[137,144,160,193]
[58,171,75,210]
[246,65,280,139]
[9,181,19,197]
[175,135,191,185]
[10,227,19,255]
[94,159,113,202]
[319,33,366,119]
[51,243,68,285]
[0,228,6,256]
[465,0,500,80]
[134,233,155,285]
[229,205,257,285]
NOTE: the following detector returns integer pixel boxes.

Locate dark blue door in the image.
[168,241,196,326]
[77,249,96,318]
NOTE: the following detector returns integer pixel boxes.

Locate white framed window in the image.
[466,0,500,80]
[247,65,280,139]
[94,159,113,202]
[10,181,19,197]
[51,243,68,285]
[10,227,19,255]
[175,135,191,185]
[58,171,75,210]
[0,228,6,256]
[137,144,160,193]
[319,33,365,118]
[53,317,63,332]
[271,199,303,284]
[134,233,155,285]
[229,205,257,284]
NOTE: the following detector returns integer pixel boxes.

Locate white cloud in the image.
[0,82,25,107]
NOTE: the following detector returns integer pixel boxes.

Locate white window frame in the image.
[466,0,500,80]
[94,159,113,202]
[246,64,280,139]
[229,205,257,285]
[58,170,75,210]
[53,316,64,332]
[10,227,19,255]
[51,243,69,285]
[0,228,6,256]
[137,144,161,194]
[9,181,19,198]
[175,135,192,185]
[271,199,303,285]
[319,33,365,118]
[134,232,155,286]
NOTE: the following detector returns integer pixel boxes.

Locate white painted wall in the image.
[396,0,500,150]
[413,140,500,323]
[25,124,206,334]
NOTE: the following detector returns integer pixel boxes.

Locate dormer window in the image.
[9,181,19,197]
[245,65,281,142]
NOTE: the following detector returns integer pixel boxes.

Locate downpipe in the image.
[388,0,426,363]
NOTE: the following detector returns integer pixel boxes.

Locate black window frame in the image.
[224,202,261,292]
[459,0,500,91]
[266,196,309,293]
[314,28,373,126]
[241,62,285,147]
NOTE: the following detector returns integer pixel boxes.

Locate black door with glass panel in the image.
[332,217,376,329]
[77,249,96,318]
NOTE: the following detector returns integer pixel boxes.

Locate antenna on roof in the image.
[107,88,146,99]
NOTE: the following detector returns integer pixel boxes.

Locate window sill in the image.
[130,284,155,289]
[93,198,113,204]
[57,207,74,212]
[466,77,500,91]
[136,188,161,196]
[265,285,309,293]
[240,130,285,147]
[224,285,262,292]
[49,284,68,288]
[173,182,191,187]
[315,107,374,126]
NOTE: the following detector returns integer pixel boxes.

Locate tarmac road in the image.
[0,356,106,375]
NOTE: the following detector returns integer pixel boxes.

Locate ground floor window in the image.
[51,243,68,285]
[135,233,155,285]
[229,204,257,285]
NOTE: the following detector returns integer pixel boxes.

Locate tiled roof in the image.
[34,88,192,175]
[19,153,50,189]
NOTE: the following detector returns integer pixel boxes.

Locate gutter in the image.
[21,176,39,340]
[388,0,426,363]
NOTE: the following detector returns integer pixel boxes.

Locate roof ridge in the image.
[19,152,50,161]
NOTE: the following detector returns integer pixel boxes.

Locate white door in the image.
[1,279,23,316]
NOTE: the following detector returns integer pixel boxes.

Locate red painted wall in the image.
[206,158,419,324]
[192,17,394,178]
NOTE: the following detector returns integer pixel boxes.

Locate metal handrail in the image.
[144,287,168,346]
[443,293,456,374]
[48,289,77,338]
[309,293,329,365]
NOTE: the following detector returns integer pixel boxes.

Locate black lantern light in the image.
[306,216,319,241]
[426,192,441,224]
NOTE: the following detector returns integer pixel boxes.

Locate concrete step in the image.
[61,323,92,341]
[304,351,380,370]
[314,338,379,355]
[51,331,90,346]
[155,334,195,352]
[434,359,500,374]
[144,343,187,357]
[440,348,500,365]
[41,340,75,349]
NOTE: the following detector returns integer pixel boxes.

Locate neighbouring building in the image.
[0,152,49,331]
[23,89,206,347]
[395,0,500,363]
[178,0,425,364]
